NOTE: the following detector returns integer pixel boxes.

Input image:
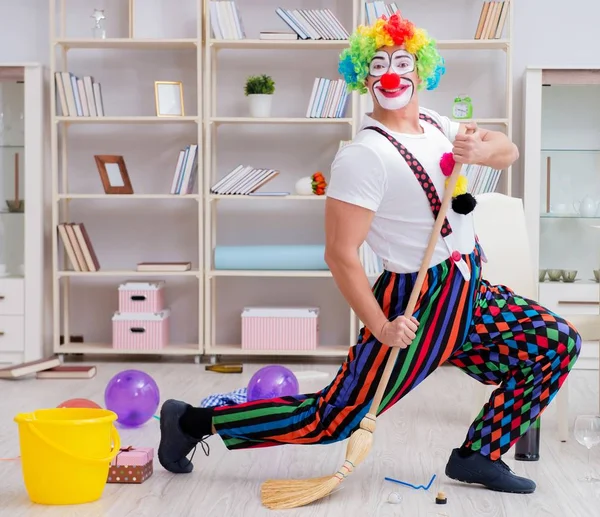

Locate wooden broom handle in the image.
[367,126,469,416]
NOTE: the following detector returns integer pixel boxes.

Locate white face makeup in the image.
[369,49,416,111]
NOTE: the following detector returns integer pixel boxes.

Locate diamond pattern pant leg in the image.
[448,280,582,460]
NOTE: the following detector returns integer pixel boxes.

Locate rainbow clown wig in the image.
[339,12,445,94]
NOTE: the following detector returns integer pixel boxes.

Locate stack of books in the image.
[465,164,502,195]
[275,7,349,40]
[306,78,349,118]
[338,139,351,150]
[57,222,101,272]
[209,0,246,40]
[210,165,279,195]
[474,1,509,39]
[170,144,198,195]
[54,72,105,117]
[365,2,400,24]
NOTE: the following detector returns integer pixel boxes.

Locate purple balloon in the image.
[247,365,299,402]
[104,369,160,427]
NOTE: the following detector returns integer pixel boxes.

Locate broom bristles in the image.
[260,413,377,510]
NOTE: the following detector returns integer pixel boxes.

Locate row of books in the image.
[57,222,101,272]
[465,164,502,195]
[474,1,509,40]
[170,144,199,195]
[275,7,349,40]
[364,1,400,25]
[54,72,105,117]
[210,165,279,195]
[306,78,349,119]
[208,3,349,41]
[208,1,245,40]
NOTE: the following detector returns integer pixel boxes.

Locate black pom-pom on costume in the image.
[452,193,477,215]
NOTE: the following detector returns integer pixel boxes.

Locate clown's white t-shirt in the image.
[327,107,476,274]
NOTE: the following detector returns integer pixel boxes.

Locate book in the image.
[365,1,400,25]
[475,1,509,40]
[210,165,279,195]
[170,144,199,194]
[306,78,349,118]
[36,365,97,379]
[136,262,192,272]
[463,164,501,195]
[54,72,105,117]
[259,32,298,40]
[57,222,100,271]
[209,0,246,40]
[0,357,61,379]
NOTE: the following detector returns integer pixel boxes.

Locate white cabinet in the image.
[523,67,600,370]
[0,64,45,365]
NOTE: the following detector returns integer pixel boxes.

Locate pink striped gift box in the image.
[118,281,165,313]
[112,310,170,350]
[241,307,319,351]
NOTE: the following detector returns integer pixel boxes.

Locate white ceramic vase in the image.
[295,177,314,195]
[248,94,273,118]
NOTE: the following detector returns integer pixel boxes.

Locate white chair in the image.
[471,192,571,441]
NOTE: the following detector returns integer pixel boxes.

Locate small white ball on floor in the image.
[388,491,402,504]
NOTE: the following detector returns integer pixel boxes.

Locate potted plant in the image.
[244,74,275,118]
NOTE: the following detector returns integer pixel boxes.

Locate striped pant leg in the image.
[212,249,483,450]
[448,280,582,461]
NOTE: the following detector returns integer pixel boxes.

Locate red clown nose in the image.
[380,72,401,90]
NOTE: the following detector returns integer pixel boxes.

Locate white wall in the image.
[0,0,599,349]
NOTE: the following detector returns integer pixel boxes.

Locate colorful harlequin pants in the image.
[212,244,581,460]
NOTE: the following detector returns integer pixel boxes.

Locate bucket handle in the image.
[26,422,121,465]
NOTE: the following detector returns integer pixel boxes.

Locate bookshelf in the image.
[202,0,361,359]
[48,0,515,362]
[49,0,204,361]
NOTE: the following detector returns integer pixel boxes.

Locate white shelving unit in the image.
[523,66,600,372]
[49,0,204,360]
[202,0,361,359]
[0,64,45,366]
[47,0,516,362]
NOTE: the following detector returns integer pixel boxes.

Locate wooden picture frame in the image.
[94,155,134,194]
[155,81,184,117]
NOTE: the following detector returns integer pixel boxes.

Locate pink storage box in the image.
[112,310,170,350]
[241,307,319,350]
[118,281,165,313]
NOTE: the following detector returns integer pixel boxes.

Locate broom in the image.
[261,127,469,510]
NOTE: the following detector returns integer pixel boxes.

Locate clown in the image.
[156,12,581,499]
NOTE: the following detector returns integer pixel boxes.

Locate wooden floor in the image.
[1,360,599,517]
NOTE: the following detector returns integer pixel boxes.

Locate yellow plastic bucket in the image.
[14,408,121,505]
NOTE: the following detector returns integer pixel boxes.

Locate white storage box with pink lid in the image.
[241,307,319,351]
[118,280,165,313]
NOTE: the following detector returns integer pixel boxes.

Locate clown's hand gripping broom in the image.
[260,128,468,510]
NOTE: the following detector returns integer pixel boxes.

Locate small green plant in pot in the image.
[244,74,275,118]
